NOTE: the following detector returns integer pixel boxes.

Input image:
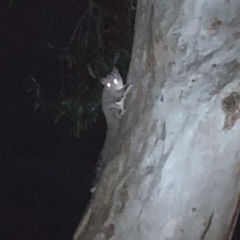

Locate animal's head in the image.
[100,67,124,90]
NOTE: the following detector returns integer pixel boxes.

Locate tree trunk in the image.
[73,0,240,239]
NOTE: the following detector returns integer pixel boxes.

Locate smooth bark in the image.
[73,0,240,239]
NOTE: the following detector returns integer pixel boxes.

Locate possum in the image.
[90,67,132,193]
[100,66,132,127]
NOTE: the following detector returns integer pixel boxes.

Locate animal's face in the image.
[100,67,124,90]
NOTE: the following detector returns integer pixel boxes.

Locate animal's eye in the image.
[113,78,118,84]
[107,83,111,88]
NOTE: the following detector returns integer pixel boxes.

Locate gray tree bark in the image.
[73,0,240,239]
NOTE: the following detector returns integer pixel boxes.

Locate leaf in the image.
[34,102,40,111]
[87,64,97,78]
[62,98,74,109]
[54,111,66,123]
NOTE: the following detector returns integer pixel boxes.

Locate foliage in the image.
[24,0,136,137]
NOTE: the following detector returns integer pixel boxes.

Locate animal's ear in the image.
[100,77,106,85]
[111,67,121,81]
[112,66,119,75]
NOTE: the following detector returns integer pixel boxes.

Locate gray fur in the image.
[90,67,132,193]
[101,67,129,128]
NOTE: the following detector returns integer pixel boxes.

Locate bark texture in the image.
[73,0,240,239]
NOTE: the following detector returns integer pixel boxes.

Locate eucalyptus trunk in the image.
[73,0,240,239]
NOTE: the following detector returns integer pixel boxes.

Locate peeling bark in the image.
[73,0,240,239]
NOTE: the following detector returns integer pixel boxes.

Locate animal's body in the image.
[101,67,132,126]
[90,67,132,193]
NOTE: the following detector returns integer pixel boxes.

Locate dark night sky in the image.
[0,1,107,239]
